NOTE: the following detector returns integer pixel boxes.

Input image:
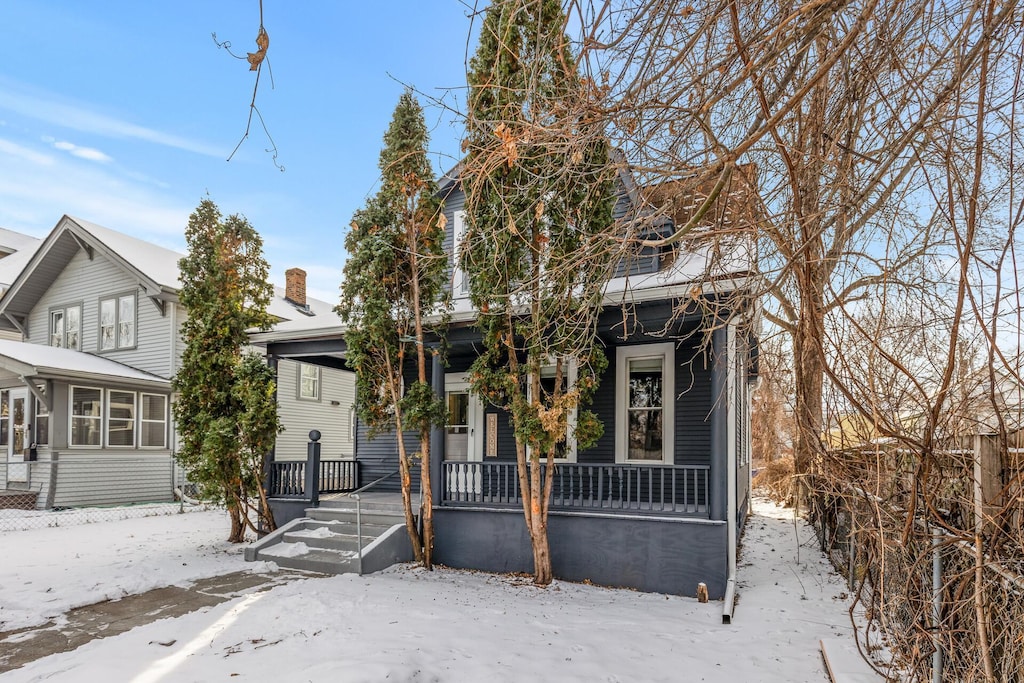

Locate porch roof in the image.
[0,339,171,392]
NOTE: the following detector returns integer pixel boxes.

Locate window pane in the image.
[119,295,135,347]
[35,393,49,446]
[628,409,663,460]
[35,415,49,446]
[628,360,663,409]
[140,394,167,448]
[50,311,64,347]
[107,391,135,446]
[12,397,24,452]
[0,392,7,446]
[100,299,116,350]
[66,306,81,350]
[72,387,102,417]
[141,394,166,421]
[71,387,102,447]
[72,418,101,446]
[447,392,468,433]
[141,422,165,448]
[299,364,319,398]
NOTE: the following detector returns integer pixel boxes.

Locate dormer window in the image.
[100,293,136,350]
[50,304,82,350]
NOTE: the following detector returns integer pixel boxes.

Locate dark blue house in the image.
[249,164,757,619]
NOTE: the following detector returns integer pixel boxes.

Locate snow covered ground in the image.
[0,497,858,682]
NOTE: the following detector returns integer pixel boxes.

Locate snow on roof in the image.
[0,239,43,288]
[263,286,343,334]
[69,216,185,290]
[0,339,170,386]
[68,217,340,331]
[0,227,42,254]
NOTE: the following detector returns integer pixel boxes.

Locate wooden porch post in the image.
[710,325,729,522]
[430,355,444,504]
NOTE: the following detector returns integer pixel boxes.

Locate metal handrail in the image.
[346,468,401,575]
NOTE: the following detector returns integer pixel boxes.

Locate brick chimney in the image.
[285,267,307,307]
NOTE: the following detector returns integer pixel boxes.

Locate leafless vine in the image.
[212,0,283,171]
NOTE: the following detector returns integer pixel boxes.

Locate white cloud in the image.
[0,137,54,167]
[52,140,113,163]
[0,138,190,240]
[0,78,224,158]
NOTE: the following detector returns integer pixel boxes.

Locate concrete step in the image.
[305,508,407,526]
[318,498,409,514]
[301,519,395,535]
[283,529,365,552]
[246,512,416,576]
[255,543,359,574]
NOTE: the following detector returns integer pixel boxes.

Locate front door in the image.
[445,376,482,495]
[4,389,28,483]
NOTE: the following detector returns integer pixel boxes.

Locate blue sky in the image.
[0,1,476,302]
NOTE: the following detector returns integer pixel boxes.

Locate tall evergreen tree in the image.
[173,198,279,543]
[462,0,616,585]
[337,91,447,567]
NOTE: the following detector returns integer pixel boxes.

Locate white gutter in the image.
[722,320,738,624]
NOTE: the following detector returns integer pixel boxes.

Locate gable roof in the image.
[0,215,182,332]
[0,215,341,335]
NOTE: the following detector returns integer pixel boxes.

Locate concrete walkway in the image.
[0,569,319,675]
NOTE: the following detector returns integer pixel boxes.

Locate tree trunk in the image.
[394,410,424,564]
[528,446,553,585]
[420,432,434,570]
[227,502,246,543]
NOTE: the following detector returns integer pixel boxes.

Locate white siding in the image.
[275,359,356,461]
[27,250,175,377]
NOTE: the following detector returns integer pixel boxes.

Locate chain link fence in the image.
[0,456,213,532]
[800,462,1024,682]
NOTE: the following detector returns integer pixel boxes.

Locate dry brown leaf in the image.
[247,27,269,71]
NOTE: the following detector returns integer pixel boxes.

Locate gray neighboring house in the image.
[251,164,758,610]
[0,228,43,341]
[0,215,354,510]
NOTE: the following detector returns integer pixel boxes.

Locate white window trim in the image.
[69,385,103,449]
[452,210,469,298]
[615,342,675,464]
[105,389,137,448]
[298,363,321,401]
[140,393,168,449]
[526,359,578,462]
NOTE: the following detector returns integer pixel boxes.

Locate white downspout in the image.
[722,321,738,624]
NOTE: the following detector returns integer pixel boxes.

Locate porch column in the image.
[430,353,445,504]
[710,326,728,522]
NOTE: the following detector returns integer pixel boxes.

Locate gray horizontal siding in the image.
[352,359,431,493]
[275,359,356,461]
[50,452,175,508]
[27,249,174,377]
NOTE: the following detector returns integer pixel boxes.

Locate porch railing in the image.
[442,461,710,517]
[268,456,359,500]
